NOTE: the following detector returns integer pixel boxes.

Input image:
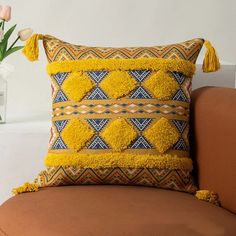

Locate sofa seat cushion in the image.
[0,186,235,236]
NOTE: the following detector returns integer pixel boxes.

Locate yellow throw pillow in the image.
[13,34,220,195]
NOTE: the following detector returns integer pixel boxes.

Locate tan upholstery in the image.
[191,87,236,213]
[0,186,235,236]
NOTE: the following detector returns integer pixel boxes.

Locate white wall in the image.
[0,0,235,117]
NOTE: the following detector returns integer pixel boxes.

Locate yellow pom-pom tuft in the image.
[202,40,220,73]
[12,182,39,195]
[144,117,179,153]
[61,119,94,151]
[22,34,44,62]
[102,118,137,151]
[100,71,137,98]
[195,190,220,206]
[62,72,94,102]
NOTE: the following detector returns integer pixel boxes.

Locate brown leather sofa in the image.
[0,87,235,236]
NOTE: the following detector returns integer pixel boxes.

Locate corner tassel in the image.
[202,40,220,72]
[12,182,39,195]
[195,190,220,206]
[22,34,44,62]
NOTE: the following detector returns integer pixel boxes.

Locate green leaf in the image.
[0,21,3,28]
[3,24,17,42]
[0,40,8,60]
[0,24,17,60]
[3,46,23,59]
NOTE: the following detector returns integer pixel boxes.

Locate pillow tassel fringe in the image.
[202,40,220,72]
[22,34,44,62]
[195,190,220,206]
[12,182,39,195]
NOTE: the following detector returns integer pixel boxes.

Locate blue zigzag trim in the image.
[87,71,108,83]
[87,119,109,132]
[52,137,67,149]
[129,70,151,82]
[88,136,109,149]
[130,118,152,131]
[131,136,152,149]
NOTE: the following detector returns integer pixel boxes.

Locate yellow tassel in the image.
[202,40,220,72]
[12,182,39,195]
[22,34,44,62]
[195,190,220,206]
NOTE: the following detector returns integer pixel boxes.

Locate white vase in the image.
[0,62,14,124]
[0,76,7,123]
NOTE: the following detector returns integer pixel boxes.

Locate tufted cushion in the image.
[23,35,207,193]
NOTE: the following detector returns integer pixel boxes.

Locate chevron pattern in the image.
[53,73,68,86]
[54,90,68,103]
[87,88,108,100]
[87,136,109,149]
[43,35,204,64]
[129,70,151,82]
[52,137,67,149]
[87,119,109,132]
[130,87,152,99]
[131,136,152,149]
[87,71,108,83]
[35,166,196,193]
[130,118,153,131]
[54,120,68,133]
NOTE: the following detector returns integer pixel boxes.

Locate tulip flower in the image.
[18,28,33,41]
[0,5,11,22]
[0,6,31,61]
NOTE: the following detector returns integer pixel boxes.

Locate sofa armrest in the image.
[190,87,236,213]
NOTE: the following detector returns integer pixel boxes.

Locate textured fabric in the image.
[190,87,236,213]
[0,186,235,236]
[43,35,204,63]
[31,36,205,192]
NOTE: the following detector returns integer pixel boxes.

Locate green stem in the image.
[2,20,5,30]
[8,36,20,51]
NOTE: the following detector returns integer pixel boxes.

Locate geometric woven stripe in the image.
[130,87,152,99]
[52,103,189,117]
[130,118,152,131]
[130,136,152,149]
[52,137,67,149]
[54,120,68,133]
[53,72,68,86]
[54,90,68,103]
[87,88,108,100]
[36,166,197,193]
[129,70,151,82]
[87,119,109,132]
[87,71,108,83]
